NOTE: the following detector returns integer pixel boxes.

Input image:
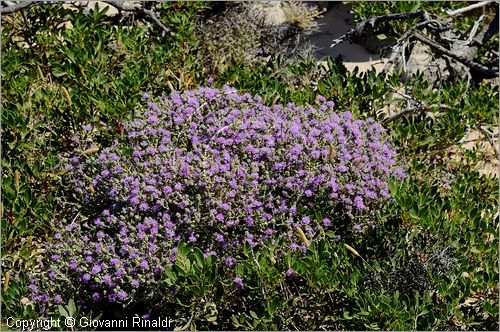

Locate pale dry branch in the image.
[445,1,494,16]
[1,0,171,35]
[382,88,451,123]
[413,32,499,78]
[330,9,429,48]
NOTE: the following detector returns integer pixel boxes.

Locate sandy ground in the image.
[309,3,387,73]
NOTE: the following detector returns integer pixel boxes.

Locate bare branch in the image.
[382,88,451,123]
[1,0,171,35]
[102,0,171,34]
[445,1,494,16]
[331,9,428,48]
[477,123,499,158]
[1,1,36,14]
[381,19,451,74]
[466,14,484,43]
[413,32,499,78]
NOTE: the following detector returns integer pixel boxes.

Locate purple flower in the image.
[83,124,93,132]
[28,284,38,294]
[234,277,244,288]
[225,256,236,267]
[148,115,158,124]
[68,260,77,270]
[285,268,294,277]
[354,196,365,210]
[92,292,101,301]
[301,216,310,225]
[116,290,128,301]
[215,233,224,242]
[103,274,112,285]
[48,270,56,279]
[54,295,63,304]
[139,260,149,270]
[139,202,149,211]
[31,87,403,308]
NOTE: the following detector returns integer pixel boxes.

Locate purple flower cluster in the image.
[29,86,404,309]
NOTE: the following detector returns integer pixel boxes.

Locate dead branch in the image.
[381,19,451,74]
[476,123,499,158]
[330,9,429,48]
[102,0,171,34]
[413,32,499,78]
[1,0,171,35]
[445,1,494,16]
[476,5,499,45]
[0,1,36,14]
[466,14,484,43]
[382,88,451,123]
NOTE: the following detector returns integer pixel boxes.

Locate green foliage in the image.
[1,2,498,330]
[1,0,207,320]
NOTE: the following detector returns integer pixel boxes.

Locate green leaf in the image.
[236,264,244,277]
[68,299,77,317]
[191,248,204,268]
[231,315,240,327]
[409,209,420,221]
[52,67,66,77]
[325,230,337,239]
[176,297,190,307]
[249,310,258,319]
[58,305,69,318]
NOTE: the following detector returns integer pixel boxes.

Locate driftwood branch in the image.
[0,1,36,14]
[330,9,429,48]
[381,19,451,74]
[332,3,498,83]
[1,0,171,34]
[413,32,499,78]
[476,123,499,158]
[445,1,494,16]
[382,88,451,123]
[102,0,171,34]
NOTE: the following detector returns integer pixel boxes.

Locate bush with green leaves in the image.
[27,85,405,316]
[1,2,498,331]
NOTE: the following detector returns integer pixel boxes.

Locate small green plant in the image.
[1,2,498,330]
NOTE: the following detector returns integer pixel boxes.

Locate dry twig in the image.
[413,32,499,78]
[1,0,171,34]
[445,1,494,16]
[382,88,451,123]
[330,9,429,48]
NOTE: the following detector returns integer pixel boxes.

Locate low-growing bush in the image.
[29,86,404,314]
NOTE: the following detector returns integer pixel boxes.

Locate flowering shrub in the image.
[29,86,404,312]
